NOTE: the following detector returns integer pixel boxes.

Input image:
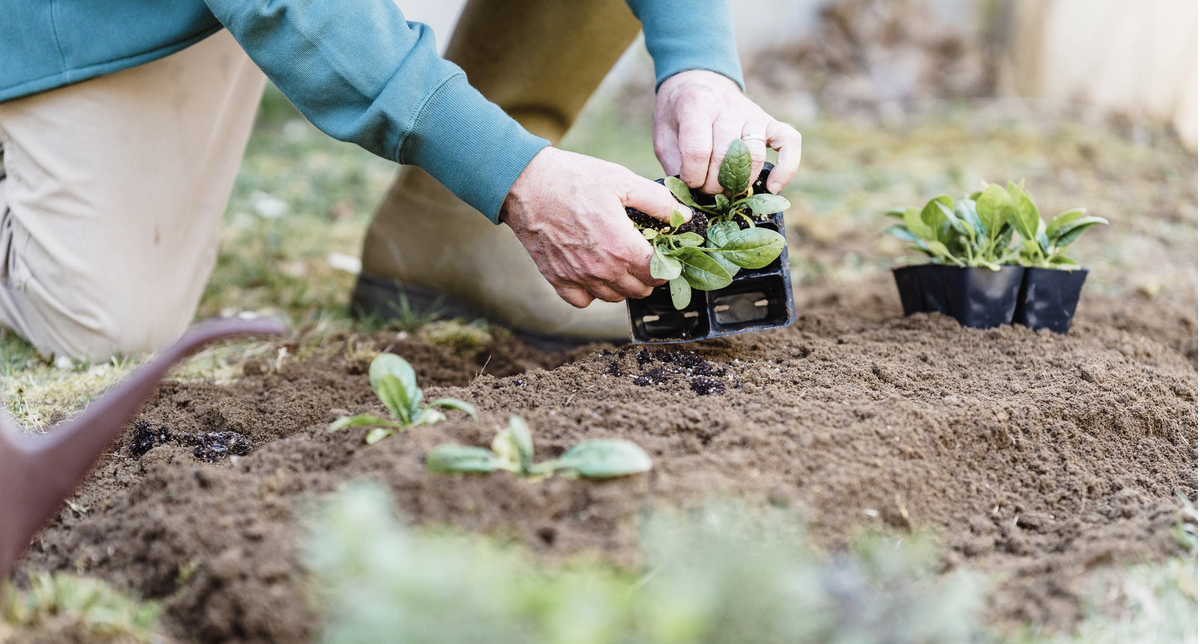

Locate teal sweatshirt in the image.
[0,1,743,222]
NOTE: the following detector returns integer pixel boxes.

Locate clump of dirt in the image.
[13,287,1197,644]
[126,420,253,462]
[629,348,733,395]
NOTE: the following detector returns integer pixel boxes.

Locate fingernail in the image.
[767,182,780,194]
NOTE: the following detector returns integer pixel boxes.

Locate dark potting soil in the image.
[625,207,710,238]
[12,286,1197,644]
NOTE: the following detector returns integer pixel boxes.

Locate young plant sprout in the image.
[885,180,1105,270]
[426,416,652,479]
[634,139,790,310]
[329,353,477,445]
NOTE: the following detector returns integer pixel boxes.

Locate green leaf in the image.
[885,208,905,219]
[651,248,683,281]
[718,139,753,197]
[364,427,396,445]
[885,225,923,244]
[675,247,733,291]
[956,199,986,239]
[707,221,739,248]
[708,251,741,278]
[369,353,417,395]
[664,177,702,210]
[369,353,422,418]
[506,416,535,474]
[714,194,730,213]
[669,277,691,310]
[1046,208,1086,236]
[374,374,412,423]
[902,207,936,242]
[920,195,954,231]
[428,398,478,420]
[425,444,501,474]
[557,440,653,478]
[642,228,657,240]
[712,227,785,269]
[1048,254,1079,266]
[734,193,790,216]
[924,240,960,265]
[1051,216,1107,247]
[669,209,686,229]
[674,232,705,247]
[412,408,446,426]
[1009,185,1041,241]
[934,200,970,241]
[328,414,399,433]
[974,184,1017,239]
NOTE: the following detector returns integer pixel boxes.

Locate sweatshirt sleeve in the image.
[203,0,548,223]
[624,0,745,91]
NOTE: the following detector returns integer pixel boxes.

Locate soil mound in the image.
[15,288,1196,643]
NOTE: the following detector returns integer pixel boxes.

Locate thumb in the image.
[625,178,691,224]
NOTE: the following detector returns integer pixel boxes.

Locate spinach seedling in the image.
[1003,181,1107,269]
[426,416,653,479]
[633,139,789,310]
[886,181,1106,270]
[329,353,478,444]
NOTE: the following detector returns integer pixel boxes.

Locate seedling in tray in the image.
[426,416,652,480]
[627,141,795,343]
[329,353,477,444]
[886,181,1106,332]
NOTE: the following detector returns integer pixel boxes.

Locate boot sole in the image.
[350,273,628,352]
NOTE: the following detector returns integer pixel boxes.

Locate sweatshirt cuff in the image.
[628,0,745,91]
[400,73,550,223]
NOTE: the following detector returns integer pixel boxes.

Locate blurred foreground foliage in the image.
[305,484,985,644]
[0,572,160,643]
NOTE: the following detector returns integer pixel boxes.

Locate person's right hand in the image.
[500,147,690,308]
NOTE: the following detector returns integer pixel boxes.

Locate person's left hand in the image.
[653,69,802,196]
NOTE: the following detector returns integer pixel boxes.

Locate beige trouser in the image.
[0,0,638,360]
[0,30,266,360]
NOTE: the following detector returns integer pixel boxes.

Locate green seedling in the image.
[1002,181,1107,269]
[329,353,477,444]
[885,180,1105,270]
[426,416,652,480]
[637,139,789,310]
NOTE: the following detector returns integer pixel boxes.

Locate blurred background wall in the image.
[400,0,1196,150]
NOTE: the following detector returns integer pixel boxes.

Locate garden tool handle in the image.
[0,317,287,577]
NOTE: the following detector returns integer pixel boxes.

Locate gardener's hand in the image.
[501,147,689,308]
[654,69,803,195]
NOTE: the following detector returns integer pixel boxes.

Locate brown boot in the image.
[353,0,642,347]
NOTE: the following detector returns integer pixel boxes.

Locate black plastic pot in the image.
[1014,267,1089,333]
[628,166,795,344]
[892,265,1024,329]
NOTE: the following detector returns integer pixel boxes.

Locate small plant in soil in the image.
[630,139,789,310]
[329,353,477,444]
[426,416,652,479]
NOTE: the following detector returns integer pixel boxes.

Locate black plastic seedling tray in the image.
[627,168,795,345]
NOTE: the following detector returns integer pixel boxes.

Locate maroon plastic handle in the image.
[0,318,286,577]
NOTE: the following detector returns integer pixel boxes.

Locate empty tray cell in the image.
[628,287,710,343]
[709,277,791,333]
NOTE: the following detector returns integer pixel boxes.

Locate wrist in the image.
[500,147,557,227]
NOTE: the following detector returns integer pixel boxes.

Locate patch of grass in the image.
[1,572,160,643]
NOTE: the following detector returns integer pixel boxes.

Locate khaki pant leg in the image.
[0,30,265,360]
[357,0,642,340]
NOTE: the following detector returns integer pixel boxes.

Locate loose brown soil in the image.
[12,286,1197,644]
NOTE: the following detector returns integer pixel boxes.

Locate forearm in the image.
[204,0,547,221]
[623,0,745,91]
